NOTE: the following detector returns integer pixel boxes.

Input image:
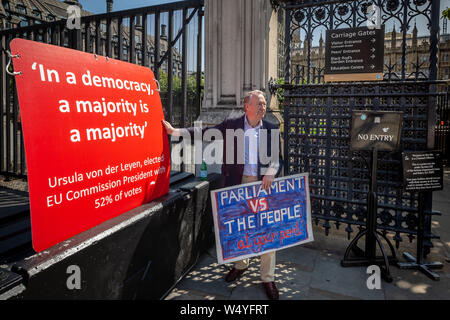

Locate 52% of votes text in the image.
[94,195,114,209]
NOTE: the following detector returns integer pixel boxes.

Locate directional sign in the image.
[325,26,385,82]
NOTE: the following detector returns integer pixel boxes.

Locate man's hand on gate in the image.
[162,119,177,135]
[262,174,274,190]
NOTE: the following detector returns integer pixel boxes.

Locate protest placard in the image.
[211,173,313,264]
[10,38,170,252]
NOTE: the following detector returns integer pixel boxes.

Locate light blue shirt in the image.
[243,116,262,176]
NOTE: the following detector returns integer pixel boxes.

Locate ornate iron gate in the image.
[271,0,443,255]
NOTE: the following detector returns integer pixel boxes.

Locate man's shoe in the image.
[225,267,247,282]
[263,281,279,300]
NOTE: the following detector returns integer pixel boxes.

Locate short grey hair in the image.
[243,90,265,105]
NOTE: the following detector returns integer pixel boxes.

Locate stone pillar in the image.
[200,0,281,126]
[179,0,281,176]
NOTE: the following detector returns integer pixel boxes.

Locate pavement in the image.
[165,169,450,300]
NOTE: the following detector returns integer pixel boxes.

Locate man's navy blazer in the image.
[186,115,283,188]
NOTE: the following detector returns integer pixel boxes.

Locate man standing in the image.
[162,90,282,300]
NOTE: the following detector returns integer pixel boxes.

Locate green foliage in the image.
[158,71,204,95]
[443,8,450,20]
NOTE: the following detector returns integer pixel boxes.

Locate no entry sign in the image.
[10,39,170,252]
[350,110,403,151]
[324,26,385,82]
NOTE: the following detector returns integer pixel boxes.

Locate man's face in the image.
[245,94,266,123]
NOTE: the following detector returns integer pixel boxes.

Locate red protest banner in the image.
[10,38,170,252]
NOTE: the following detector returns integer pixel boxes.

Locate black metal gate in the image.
[0,0,204,178]
[271,0,444,256]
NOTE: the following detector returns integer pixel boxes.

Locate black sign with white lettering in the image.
[325,26,384,76]
[402,151,443,191]
[350,111,403,151]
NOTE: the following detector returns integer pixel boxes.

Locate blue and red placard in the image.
[211,173,313,264]
[10,38,170,252]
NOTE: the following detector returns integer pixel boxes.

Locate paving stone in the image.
[303,224,356,260]
[384,265,450,300]
[309,254,385,300]
[276,245,319,273]
[229,280,269,300]
[229,259,311,300]
[222,258,267,300]
[307,287,359,300]
[175,253,236,298]
[273,261,311,300]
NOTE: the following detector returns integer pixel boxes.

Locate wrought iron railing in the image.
[280,81,441,248]
[0,0,204,178]
[281,0,439,85]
